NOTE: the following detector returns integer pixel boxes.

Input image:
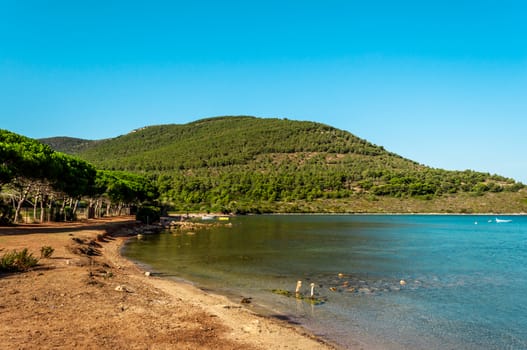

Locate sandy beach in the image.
[0,216,339,350]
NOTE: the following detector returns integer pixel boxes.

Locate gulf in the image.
[123,215,527,349]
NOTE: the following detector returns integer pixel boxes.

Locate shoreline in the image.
[114,224,345,350]
[0,216,340,350]
[260,212,527,216]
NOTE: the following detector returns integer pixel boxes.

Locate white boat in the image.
[495,218,512,223]
[201,215,215,220]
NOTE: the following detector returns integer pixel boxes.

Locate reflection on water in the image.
[124,215,527,349]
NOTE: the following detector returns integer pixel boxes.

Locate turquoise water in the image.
[124,215,527,349]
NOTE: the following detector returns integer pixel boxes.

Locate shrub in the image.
[135,206,161,224]
[0,248,39,272]
[53,206,76,222]
[0,200,14,225]
[40,246,54,258]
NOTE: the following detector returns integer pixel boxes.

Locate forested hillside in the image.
[62,116,392,170]
[42,116,526,214]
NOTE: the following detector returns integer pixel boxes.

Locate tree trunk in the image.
[87,199,93,219]
[60,199,67,221]
[96,199,102,218]
[40,195,45,223]
[72,198,79,215]
[47,199,53,222]
[13,184,31,223]
[32,196,38,223]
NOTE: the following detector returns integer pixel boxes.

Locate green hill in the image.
[58,116,395,170]
[41,116,526,213]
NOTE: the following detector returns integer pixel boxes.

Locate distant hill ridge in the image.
[44,116,402,170]
[38,136,97,154]
[40,116,525,213]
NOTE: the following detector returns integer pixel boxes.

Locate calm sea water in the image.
[123,215,527,349]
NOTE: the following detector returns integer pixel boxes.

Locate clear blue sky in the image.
[1,1,526,182]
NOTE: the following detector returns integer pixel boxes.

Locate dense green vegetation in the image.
[42,116,525,213]
[0,129,157,224]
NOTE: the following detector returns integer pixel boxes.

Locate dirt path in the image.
[0,217,338,350]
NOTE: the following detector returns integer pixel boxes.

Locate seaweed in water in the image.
[271,289,327,305]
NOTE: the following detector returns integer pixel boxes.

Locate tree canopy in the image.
[0,129,157,224]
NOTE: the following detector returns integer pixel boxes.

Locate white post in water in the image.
[295,280,302,295]
[310,283,315,297]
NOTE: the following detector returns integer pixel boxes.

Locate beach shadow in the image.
[0,219,138,236]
